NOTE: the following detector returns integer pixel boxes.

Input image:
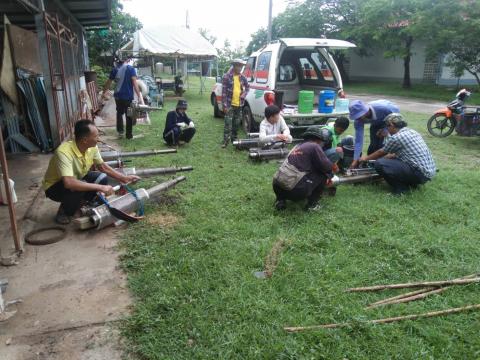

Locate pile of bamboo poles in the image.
[284,273,480,332]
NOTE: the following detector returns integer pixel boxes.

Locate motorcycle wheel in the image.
[427,114,456,137]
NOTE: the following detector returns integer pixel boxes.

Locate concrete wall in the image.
[346,41,478,86]
[437,56,479,86]
[347,41,427,82]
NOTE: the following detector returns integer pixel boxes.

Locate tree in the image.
[245,0,434,88]
[418,0,480,86]
[198,28,217,46]
[352,0,428,88]
[86,0,142,68]
[215,39,246,76]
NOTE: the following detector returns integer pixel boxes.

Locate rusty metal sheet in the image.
[8,23,42,75]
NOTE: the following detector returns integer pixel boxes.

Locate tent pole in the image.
[186,58,188,90]
[199,61,203,95]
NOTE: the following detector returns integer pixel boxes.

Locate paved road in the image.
[348,93,445,115]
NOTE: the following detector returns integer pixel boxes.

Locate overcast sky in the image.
[121,0,290,48]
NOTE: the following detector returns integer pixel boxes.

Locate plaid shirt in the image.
[383,127,436,179]
[222,68,250,109]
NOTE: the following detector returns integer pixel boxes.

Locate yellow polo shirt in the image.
[231,75,241,107]
[42,140,104,190]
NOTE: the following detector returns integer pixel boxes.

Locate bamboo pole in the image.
[366,288,447,309]
[284,304,480,332]
[366,288,436,308]
[366,274,480,309]
[346,277,480,292]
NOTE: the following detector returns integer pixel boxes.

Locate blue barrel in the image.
[318,90,336,114]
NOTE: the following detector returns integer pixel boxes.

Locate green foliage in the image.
[198,28,217,46]
[418,0,480,86]
[117,77,480,359]
[90,65,108,89]
[214,39,245,77]
[86,0,142,68]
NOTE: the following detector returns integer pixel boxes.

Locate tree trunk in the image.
[402,36,413,89]
[466,69,480,87]
[333,52,350,83]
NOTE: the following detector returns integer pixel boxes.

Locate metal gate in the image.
[42,13,81,143]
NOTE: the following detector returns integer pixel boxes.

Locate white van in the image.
[211,38,356,136]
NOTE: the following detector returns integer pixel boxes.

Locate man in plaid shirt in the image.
[359,113,436,195]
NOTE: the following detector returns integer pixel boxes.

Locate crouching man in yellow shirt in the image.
[42,119,140,224]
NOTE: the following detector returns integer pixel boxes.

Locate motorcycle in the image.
[174,74,185,96]
[427,89,480,137]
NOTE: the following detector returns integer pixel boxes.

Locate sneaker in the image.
[55,205,72,225]
[221,141,229,148]
[275,200,287,211]
[304,202,322,211]
[117,132,124,139]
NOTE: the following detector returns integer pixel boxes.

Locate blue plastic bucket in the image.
[318,90,336,113]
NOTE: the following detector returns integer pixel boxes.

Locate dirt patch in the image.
[150,194,180,206]
[145,212,181,228]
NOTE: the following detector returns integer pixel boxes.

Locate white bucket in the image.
[0,174,18,204]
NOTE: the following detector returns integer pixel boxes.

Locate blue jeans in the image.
[374,158,429,194]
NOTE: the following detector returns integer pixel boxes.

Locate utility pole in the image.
[186,10,190,29]
[267,0,273,42]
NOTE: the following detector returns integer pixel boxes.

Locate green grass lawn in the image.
[116,87,480,359]
[345,81,480,104]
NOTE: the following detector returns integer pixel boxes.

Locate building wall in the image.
[346,41,477,86]
[347,41,427,82]
[437,56,478,86]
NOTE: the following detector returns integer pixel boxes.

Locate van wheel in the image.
[213,100,222,118]
[243,105,256,132]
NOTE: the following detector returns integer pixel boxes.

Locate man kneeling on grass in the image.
[359,113,436,195]
[259,105,292,146]
[42,119,140,224]
[163,100,196,146]
[272,126,334,211]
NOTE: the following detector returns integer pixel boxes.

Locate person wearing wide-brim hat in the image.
[348,99,399,168]
[272,126,335,211]
[221,58,250,148]
[163,99,196,146]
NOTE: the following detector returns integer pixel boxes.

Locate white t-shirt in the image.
[259,115,293,144]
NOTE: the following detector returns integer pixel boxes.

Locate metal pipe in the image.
[104,159,131,168]
[100,149,177,161]
[331,173,381,186]
[90,188,150,230]
[247,132,259,138]
[249,148,290,161]
[147,176,186,197]
[121,166,193,177]
[234,138,302,150]
[76,176,187,230]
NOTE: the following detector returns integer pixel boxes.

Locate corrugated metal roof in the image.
[0,0,112,30]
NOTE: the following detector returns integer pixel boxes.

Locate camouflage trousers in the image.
[223,106,243,143]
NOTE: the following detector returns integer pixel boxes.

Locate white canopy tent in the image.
[120,26,218,93]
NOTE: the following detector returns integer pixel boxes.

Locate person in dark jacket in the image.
[272,126,334,211]
[163,100,196,146]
